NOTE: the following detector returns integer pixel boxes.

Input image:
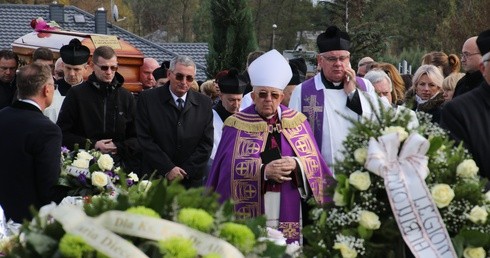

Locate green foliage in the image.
[206,0,258,78]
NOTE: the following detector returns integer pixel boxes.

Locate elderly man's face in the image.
[317,50,351,83]
[168,63,195,97]
[220,93,243,114]
[140,62,159,88]
[251,86,284,117]
[373,78,392,104]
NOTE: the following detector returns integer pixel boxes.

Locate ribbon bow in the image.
[364,132,430,179]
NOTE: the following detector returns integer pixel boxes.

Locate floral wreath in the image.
[303,105,490,258]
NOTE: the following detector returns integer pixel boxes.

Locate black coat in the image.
[57,72,140,172]
[452,71,484,98]
[136,84,213,188]
[0,79,16,109]
[0,101,62,222]
[441,82,490,179]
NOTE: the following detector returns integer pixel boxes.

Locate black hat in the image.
[217,68,247,94]
[316,26,350,53]
[476,29,490,56]
[59,38,90,65]
[288,58,307,85]
[152,61,169,80]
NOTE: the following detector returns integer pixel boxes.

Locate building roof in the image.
[0,4,209,81]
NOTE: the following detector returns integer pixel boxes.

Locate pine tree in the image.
[206,0,258,79]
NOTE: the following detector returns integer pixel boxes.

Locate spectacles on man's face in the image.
[257,91,281,100]
[321,55,350,63]
[460,52,480,59]
[95,63,118,71]
[171,70,194,82]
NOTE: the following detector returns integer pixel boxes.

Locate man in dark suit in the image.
[136,55,213,188]
[0,63,62,222]
[0,50,18,109]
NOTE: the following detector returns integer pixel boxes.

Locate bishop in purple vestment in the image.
[205,50,333,244]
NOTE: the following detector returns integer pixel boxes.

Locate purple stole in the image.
[206,105,331,243]
[300,76,367,149]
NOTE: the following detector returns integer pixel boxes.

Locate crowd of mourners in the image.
[0,26,489,245]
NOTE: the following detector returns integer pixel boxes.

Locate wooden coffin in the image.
[12,30,144,92]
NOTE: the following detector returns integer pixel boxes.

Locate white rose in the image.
[72,159,90,169]
[358,210,381,230]
[468,206,488,224]
[333,242,358,258]
[353,148,368,165]
[138,180,152,192]
[431,184,455,208]
[91,171,109,187]
[456,159,479,179]
[333,190,346,207]
[76,151,93,160]
[128,172,139,182]
[381,126,409,142]
[463,246,486,258]
[349,171,371,191]
[97,154,114,171]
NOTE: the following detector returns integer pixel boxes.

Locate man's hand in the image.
[265,157,297,183]
[95,139,117,154]
[165,166,188,181]
[342,63,357,95]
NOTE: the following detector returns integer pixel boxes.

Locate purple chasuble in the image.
[206,104,332,243]
[300,76,367,149]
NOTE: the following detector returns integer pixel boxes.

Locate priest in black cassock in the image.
[440,29,490,180]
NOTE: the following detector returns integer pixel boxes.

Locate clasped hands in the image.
[264,157,297,183]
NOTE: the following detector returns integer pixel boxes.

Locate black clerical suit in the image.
[136,83,213,188]
[440,82,490,180]
[0,101,62,222]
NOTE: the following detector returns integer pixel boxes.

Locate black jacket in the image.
[452,71,484,98]
[57,72,140,172]
[0,78,16,109]
[0,101,62,222]
[136,83,213,188]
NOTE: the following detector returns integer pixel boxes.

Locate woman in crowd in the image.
[421,51,461,78]
[405,64,445,123]
[442,72,465,102]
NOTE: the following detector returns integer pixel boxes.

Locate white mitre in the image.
[248,49,292,90]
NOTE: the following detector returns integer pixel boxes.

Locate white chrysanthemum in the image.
[138,180,152,192]
[97,154,114,171]
[333,191,346,207]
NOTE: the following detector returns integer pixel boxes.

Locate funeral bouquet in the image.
[303,106,490,258]
[59,146,138,197]
[1,179,293,258]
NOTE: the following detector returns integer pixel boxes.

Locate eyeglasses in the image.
[95,63,118,71]
[321,55,350,63]
[257,91,281,100]
[460,52,480,59]
[171,70,194,82]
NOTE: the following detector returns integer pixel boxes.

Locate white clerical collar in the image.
[19,99,42,111]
